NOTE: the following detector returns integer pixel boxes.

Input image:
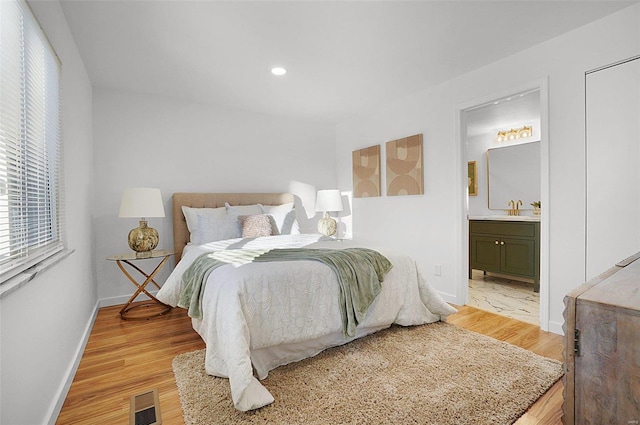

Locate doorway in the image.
[456,80,550,330]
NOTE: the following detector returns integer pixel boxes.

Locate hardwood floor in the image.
[56,304,205,425]
[56,303,564,424]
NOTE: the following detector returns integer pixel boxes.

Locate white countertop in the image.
[469,215,541,222]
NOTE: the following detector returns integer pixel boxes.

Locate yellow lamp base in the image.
[128,220,159,254]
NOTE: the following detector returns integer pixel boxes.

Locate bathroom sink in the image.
[468,215,541,222]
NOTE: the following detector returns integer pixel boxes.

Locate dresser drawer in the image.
[470,220,536,237]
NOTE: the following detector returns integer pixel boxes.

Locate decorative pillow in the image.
[238,214,272,238]
[259,203,300,235]
[197,214,242,243]
[182,206,227,244]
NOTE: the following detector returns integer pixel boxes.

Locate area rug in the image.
[172,322,563,425]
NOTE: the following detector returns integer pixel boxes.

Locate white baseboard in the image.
[46,300,100,425]
[548,320,565,336]
[438,291,458,305]
[99,290,158,308]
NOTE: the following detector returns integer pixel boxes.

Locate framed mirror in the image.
[487,141,540,210]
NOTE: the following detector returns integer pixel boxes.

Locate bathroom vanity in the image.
[469,216,540,292]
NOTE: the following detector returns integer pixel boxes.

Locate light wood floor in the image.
[56,303,564,424]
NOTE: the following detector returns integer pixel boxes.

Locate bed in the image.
[157,192,457,412]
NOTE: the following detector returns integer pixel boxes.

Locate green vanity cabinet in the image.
[469,219,540,292]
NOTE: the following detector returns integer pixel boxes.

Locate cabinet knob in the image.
[500,241,505,245]
[495,240,499,245]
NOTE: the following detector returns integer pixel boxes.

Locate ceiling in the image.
[59,1,635,125]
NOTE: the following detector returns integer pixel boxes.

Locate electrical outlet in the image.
[435,264,442,276]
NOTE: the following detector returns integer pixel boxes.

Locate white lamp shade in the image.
[119,187,165,218]
[315,189,344,213]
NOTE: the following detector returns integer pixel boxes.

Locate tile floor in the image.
[467,269,540,325]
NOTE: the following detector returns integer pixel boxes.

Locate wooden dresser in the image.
[563,253,640,424]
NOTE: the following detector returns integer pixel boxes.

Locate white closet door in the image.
[586,57,640,280]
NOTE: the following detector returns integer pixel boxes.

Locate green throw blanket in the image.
[178,247,393,338]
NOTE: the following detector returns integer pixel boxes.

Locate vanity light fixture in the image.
[496,125,533,143]
[518,126,533,138]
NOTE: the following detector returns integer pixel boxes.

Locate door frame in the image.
[454,77,550,331]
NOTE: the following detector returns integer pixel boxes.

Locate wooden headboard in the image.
[172,192,295,263]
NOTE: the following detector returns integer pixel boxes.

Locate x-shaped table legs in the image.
[116,254,172,320]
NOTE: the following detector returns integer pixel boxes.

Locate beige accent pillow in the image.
[238,214,272,238]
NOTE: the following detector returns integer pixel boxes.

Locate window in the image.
[0,0,63,283]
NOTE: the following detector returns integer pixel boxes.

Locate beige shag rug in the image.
[172,322,563,425]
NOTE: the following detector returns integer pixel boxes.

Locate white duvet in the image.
[157,234,457,411]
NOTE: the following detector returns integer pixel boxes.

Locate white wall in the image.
[0,2,95,424]
[92,88,336,303]
[586,58,640,279]
[336,5,640,334]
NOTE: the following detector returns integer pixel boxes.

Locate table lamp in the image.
[315,189,344,237]
[119,187,165,257]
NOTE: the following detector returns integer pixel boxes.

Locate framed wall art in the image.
[468,160,478,196]
[386,134,424,196]
[352,145,381,198]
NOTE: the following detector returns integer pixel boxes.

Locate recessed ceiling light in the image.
[271,67,287,76]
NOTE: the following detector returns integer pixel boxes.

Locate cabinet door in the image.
[501,237,535,277]
[470,235,501,272]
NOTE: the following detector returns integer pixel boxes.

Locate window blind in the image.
[0,0,64,283]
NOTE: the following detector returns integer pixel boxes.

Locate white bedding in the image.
[157,234,457,411]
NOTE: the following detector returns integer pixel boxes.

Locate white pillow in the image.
[259,203,300,235]
[181,206,226,244]
[225,202,262,216]
[197,213,241,243]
